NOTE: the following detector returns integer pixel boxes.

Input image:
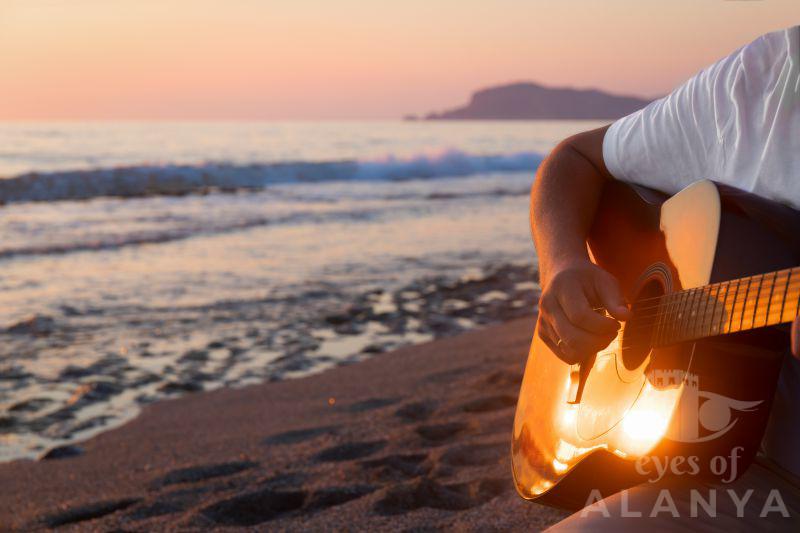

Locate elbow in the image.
[530,137,574,206]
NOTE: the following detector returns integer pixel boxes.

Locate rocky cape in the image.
[414,81,652,120]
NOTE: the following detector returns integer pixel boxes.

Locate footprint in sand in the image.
[372,477,508,515]
[314,440,387,462]
[439,442,506,466]
[415,421,471,443]
[263,425,337,445]
[346,397,400,413]
[40,498,142,528]
[306,485,377,511]
[479,367,521,388]
[460,394,517,413]
[196,488,307,526]
[394,400,437,423]
[195,485,377,526]
[128,486,214,520]
[149,460,258,489]
[360,453,431,480]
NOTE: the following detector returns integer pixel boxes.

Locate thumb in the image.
[792,316,800,359]
[593,270,631,321]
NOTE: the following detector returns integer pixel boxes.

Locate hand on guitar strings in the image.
[537,259,631,365]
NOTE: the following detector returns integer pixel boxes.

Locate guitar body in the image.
[512,179,800,510]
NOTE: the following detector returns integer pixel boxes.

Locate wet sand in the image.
[1,262,540,462]
[0,316,567,531]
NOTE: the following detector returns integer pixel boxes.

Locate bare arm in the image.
[533,127,800,363]
[531,126,612,285]
[530,126,630,364]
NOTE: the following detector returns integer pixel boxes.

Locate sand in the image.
[0,317,568,531]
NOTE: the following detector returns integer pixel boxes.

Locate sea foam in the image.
[0,150,543,205]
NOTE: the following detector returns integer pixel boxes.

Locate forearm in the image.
[530,126,612,286]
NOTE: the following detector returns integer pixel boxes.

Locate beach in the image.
[3,3,793,530]
[0,121,589,530]
[0,121,606,462]
[0,316,568,531]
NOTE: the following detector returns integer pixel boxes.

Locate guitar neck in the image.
[651,266,800,347]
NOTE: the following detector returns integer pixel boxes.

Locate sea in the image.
[0,120,607,461]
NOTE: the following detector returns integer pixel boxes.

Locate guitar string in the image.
[537,267,800,323]
[579,270,800,320]
[606,284,798,328]
[539,268,800,353]
[565,284,800,353]
[618,282,796,325]
[591,297,800,354]
[619,287,798,334]
[585,267,799,316]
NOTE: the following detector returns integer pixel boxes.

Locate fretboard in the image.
[650,266,800,347]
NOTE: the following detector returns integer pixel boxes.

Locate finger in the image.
[792,316,800,359]
[539,316,581,365]
[537,317,564,357]
[549,303,615,357]
[556,281,620,335]
[592,270,631,321]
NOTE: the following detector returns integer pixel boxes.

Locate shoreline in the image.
[0,317,567,530]
[2,261,540,463]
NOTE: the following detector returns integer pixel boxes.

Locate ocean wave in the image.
[0,150,542,205]
[0,186,532,260]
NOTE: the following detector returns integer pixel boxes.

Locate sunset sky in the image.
[1,0,797,120]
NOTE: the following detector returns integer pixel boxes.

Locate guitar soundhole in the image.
[620,278,665,371]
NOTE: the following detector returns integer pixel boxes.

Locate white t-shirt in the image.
[602,26,800,478]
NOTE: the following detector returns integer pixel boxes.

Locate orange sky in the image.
[1,0,797,120]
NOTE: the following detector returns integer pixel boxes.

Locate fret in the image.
[726,278,741,334]
[793,286,800,319]
[692,286,707,339]
[756,274,768,326]
[652,296,665,347]
[735,277,751,332]
[740,275,761,331]
[687,287,703,340]
[696,286,710,339]
[709,281,730,335]
[784,269,800,322]
[652,295,663,347]
[648,268,800,348]
[708,283,722,335]
[684,287,698,340]
[713,281,731,335]
[658,293,670,346]
[664,291,676,344]
[793,273,800,318]
[672,290,684,342]
[660,294,674,346]
[665,291,679,345]
[755,272,777,328]
[700,283,719,337]
[766,270,787,326]
[672,290,689,340]
[678,288,694,341]
[659,294,675,346]
[778,269,793,323]
[663,293,676,346]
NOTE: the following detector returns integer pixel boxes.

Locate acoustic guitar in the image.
[512,179,800,510]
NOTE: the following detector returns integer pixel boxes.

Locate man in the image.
[531,26,800,529]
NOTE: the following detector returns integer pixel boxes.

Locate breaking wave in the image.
[0,150,543,205]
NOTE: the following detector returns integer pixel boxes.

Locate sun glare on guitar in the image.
[551,458,569,473]
[622,409,669,449]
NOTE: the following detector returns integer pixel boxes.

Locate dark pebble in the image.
[41,444,84,460]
